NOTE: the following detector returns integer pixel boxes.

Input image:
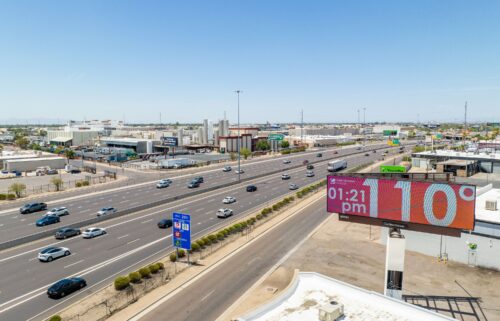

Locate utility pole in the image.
[234,90,242,182]
[363,107,366,125]
[301,109,304,144]
[464,101,468,148]
[357,109,360,125]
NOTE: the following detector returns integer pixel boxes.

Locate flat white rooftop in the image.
[476,185,500,224]
[239,272,454,321]
[415,150,500,161]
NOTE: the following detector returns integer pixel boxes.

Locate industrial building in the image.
[0,150,57,169]
[3,157,66,172]
[47,129,99,147]
[99,137,159,154]
[287,135,353,148]
[412,150,500,174]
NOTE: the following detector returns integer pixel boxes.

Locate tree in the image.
[280,140,290,149]
[256,140,270,151]
[9,183,26,198]
[229,152,237,161]
[51,177,64,191]
[65,149,75,159]
[15,137,29,149]
[240,148,251,160]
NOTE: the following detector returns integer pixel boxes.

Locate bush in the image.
[288,196,295,202]
[114,276,130,290]
[227,226,236,234]
[149,264,160,274]
[223,228,230,236]
[128,272,141,283]
[7,194,15,200]
[0,194,6,201]
[156,262,165,270]
[272,204,279,211]
[82,180,90,186]
[178,249,186,258]
[233,223,242,232]
[139,267,151,278]
[191,243,200,252]
[207,234,218,243]
[256,214,263,220]
[48,316,62,321]
[296,192,303,198]
[196,239,205,248]
[76,181,82,188]
[170,253,177,262]
[216,232,225,240]
[202,236,211,246]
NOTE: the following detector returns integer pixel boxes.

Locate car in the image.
[36,215,60,227]
[364,153,370,156]
[47,169,58,175]
[45,207,69,217]
[283,160,291,164]
[373,150,377,153]
[82,227,106,238]
[281,174,291,180]
[222,166,232,172]
[246,185,257,192]
[303,160,309,165]
[223,196,236,204]
[47,277,86,299]
[289,183,299,190]
[156,181,170,188]
[316,153,322,157]
[69,168,81,174]
[217,208,233,218]
[97,207,117,217]
[157,219,173,228]
[188,181,200,188]
[160,178,173,184]
[38,247,71,262]
[55,228,81,239]
[307,164,314,170]
[235,169,245,174]
[20,202,47,214]
[193,177,204,183]
[333,151,338,154]
[306,171,315,177]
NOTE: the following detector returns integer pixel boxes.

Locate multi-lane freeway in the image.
[0,144,408,321]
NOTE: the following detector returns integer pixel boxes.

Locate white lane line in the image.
[195,207,205,213]
[119,200,128,204]
[28,257,38,262]
[141,219,153,224]
[64,259,84,269]
[117,234,130,240]
[127,238,140,245]
[20,219,26,222]
[77,206,82,209]
[201,289,215,302]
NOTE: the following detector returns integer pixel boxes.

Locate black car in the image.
[307,164,314,170]
[364,153,370,156]
[246,185,257,192]
[188,181,201,188]
[193,177,204,183]
[20,202,47,214]
[55,228,81,239]
[157,219,173,229]
[47,277,86,299]
[316,153,322,157]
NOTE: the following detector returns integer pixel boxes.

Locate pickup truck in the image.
[20,202,47,214]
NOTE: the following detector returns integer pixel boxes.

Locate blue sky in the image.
[0,0,499,124]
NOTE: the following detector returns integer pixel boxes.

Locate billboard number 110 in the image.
[362,179,475,227]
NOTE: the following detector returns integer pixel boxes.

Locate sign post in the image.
[172,212,191,264]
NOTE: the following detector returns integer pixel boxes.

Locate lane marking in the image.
[64,259,84,269]
[201,289,215,302]
[127,238,140,245]
[117,234,130,240]
[141,219,153,224]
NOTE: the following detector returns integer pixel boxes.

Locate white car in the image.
[289,183,299,190]
[235,169,245,174]
[45,207,69,217]
[222,166,232,172]
[97,207,117,217]
[156,181,170,188]
[283,160,291,164]
[38,247,71,262]
[217,208,233,218]
[306,171,315,177]
[160,178,173,184]
[281,174,291,180]
[82,227,107,238]
[223,196,236,204]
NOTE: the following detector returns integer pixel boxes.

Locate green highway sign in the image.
[380,165,407,173]
[268,134,284,141]
[383,130,398,136]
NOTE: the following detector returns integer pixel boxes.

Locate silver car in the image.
[223,196,236,204]
[97,207,117,217]
[45,207,69,217]
[38,247,71,262]
[82,227,107,238]
[217,208,233,218]
[289,183,299,190]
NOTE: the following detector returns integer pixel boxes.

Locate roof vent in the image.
[318,301,344,321]
[486,200,498,211]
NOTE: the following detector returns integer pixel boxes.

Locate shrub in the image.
[227,226,236,234]
[288,196,295,202]
[7,194,15,200]
[128,272,141,283]
[139,267,151,278]
[48,316,62,321]
[272,204,279,211]
[202,236,211,246]
[216,232,225,240]
[233,223,242,231]
[0,194,6,201]
[246,219,253,226]
[178,249,186,258]
[156,262,165,270]
[223,228,230,236]
[149,264,160,274]
[196,239,205,248]
[296,192,303,198]
[240,221,248,229]
[170,253,177,262]
[114,276,130,290]
[207,234,218,243]
[76,181,82,188]
[82,180,90,186]
[191,243,200,252]
[256,214,263,220]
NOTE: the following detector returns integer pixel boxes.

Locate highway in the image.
[134,194,328,321]
[0,146,393,321]
[0,143,399,248]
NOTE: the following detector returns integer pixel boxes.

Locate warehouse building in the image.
[99,137,159,154]
[412,150,500,174]
[4,157,66,172]
[47,130,99,147]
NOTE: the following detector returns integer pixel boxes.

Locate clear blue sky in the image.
[1,0,499,124]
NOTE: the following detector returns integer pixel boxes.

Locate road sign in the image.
[172,212,191,250]
[383,130,398,136]
[268,133,284,141]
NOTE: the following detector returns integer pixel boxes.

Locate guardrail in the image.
[0,145,404,251]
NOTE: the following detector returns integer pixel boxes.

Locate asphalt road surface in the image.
[0,147,391,321]
[135,194,328,321]
[0,143,403,248]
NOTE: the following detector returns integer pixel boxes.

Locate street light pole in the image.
[234,90,242,182]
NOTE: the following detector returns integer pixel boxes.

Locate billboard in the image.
[172,212,191,250]
[380,165,406,173]
[387,139,400,146]
[327,176,476,231]
[161,136,178,146]
[383,130,398,136]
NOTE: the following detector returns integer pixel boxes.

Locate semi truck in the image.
[327,159,347,172]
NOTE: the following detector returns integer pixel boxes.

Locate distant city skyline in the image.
[1,1,499,123]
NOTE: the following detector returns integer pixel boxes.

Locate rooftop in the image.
[238,272,454,321]
[414,150,500,161]
[476,184,500,224]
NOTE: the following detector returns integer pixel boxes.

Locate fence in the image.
[57,183,326,321]
[2,175,116,198]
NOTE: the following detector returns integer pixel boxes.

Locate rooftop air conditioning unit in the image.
[485,200,498,211]
[318,301,344,321]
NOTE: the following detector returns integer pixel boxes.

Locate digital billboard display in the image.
[327,176,476,231]
[161,136,178,146]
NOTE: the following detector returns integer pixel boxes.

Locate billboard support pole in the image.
[384,228,406,300]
